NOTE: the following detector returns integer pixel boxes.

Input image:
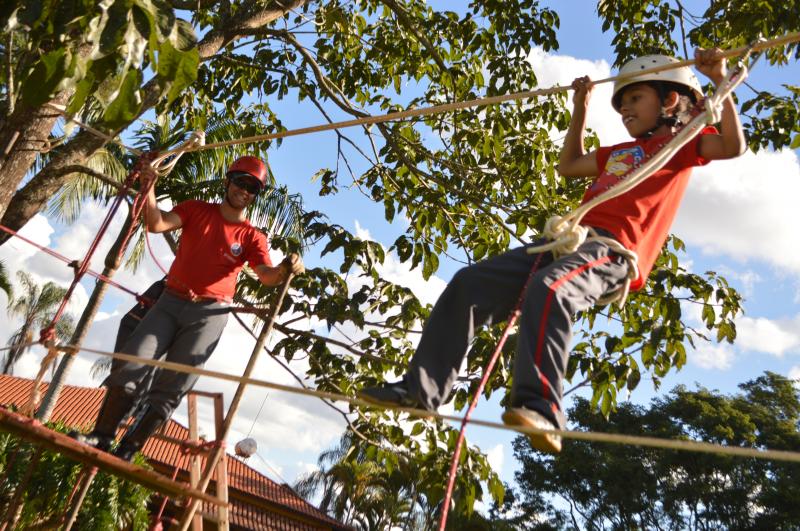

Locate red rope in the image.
[34,155,158,344]
[438,253,544,530]
[116,153,159,261]
[151,450,188,530]
[0,223,156,308]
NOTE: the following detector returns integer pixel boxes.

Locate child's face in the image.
[617,83,664,138]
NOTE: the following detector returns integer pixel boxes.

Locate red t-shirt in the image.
[166,200,272,301]
[581,127,716,291]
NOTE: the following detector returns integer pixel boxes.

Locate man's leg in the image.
[362,245,553,411]
[114,299,229,460]
[504,239,629,452]
[73,295,181,449]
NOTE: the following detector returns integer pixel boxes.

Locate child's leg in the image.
[406,245,553,410]
[511,239,630,429]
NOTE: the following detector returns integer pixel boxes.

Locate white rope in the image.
[47,343,800,464]
[148,130,206,176]
[527,57,752,307]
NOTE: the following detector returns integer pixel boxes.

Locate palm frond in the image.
[250,186,306,247]
[46,147,129,224]
[90,356,112,380]
[0,260,12,299]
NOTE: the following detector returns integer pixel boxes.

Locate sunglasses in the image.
[229,173,263,195]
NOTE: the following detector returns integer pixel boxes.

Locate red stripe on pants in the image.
[533,255,613,401]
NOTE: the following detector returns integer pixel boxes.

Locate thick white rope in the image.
[527,57,753,307]
[47,343,800,464]
[147,130,206,176]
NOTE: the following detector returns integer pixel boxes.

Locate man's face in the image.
[226,173,262,209]
[617,83,663,138]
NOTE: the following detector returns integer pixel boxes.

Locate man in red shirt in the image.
[360,48,745,454]
[76,156,304,460]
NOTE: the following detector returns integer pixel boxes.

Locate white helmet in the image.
[611,55,703,111]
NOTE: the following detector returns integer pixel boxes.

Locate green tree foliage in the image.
[0,422,151,530]
[0,0,797,523]
[509,372,800,530]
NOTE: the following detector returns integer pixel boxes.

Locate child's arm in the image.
[695,47,746,160]
[557,76,600,178]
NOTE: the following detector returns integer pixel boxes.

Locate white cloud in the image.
[735,314,800,357]
[485,443,504,474]
[526,47,629,144]
[691,342,735,370]
[788,366,800,384]
[675,149,800,276]
[353,221,447,307]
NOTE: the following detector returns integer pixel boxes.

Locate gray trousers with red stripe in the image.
[405,237,630,429]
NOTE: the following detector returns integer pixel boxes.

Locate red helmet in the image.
[227,156,268,187]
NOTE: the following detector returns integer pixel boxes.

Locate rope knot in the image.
[542,215,588,257]
[38,325,56,347]
[703,97,723,124]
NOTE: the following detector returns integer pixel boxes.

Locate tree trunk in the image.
[36,211,137,421]
[0,0,310,245]
[0,92,70,221]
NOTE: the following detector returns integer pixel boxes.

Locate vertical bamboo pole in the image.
[213,393,229,531]
[63,466,98,531]
[177,275,292,529]
[187,393,203,531]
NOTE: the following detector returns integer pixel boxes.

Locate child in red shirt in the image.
[360,48,745,453]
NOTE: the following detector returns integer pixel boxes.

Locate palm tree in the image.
[3,271,74,374]
[0,260,12,299]
[294,432,425,530]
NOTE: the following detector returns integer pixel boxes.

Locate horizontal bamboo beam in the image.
[0,407,225,507]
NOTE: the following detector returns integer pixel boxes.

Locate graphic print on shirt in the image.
[224,240,244,263]
[589,145,645,194]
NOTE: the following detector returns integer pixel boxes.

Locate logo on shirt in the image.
[230,242,243,257]
[606,146,644,177]
[589,146,645,193]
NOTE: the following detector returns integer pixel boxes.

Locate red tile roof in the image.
[0,375,348,531]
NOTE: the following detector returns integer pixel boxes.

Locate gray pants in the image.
[105,292,230,419]
[406,238,630,429]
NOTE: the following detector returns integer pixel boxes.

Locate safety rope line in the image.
[439,254,544,530]
[36,155,154,346]
[39,34,799,158]
[46,343,800,464]
[20,155,164,416]
[527,41,761,308]
[0,223,145,301]
[158,33,799,156]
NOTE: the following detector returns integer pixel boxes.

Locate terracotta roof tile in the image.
[0,375,348,530]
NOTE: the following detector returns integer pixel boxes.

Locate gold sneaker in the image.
[502,407,562,454]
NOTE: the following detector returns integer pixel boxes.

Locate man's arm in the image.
[695,47,746,161]
[253,253,305,287]
[557,75,600,178]
[139,163,183,233]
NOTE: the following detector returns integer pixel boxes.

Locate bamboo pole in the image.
[177,275,293,529]
[62,467,98,531]
[0,407,224,506]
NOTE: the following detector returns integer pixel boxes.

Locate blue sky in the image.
[1,0,798,508]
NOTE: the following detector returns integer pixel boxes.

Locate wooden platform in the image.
[0,407,224,507]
